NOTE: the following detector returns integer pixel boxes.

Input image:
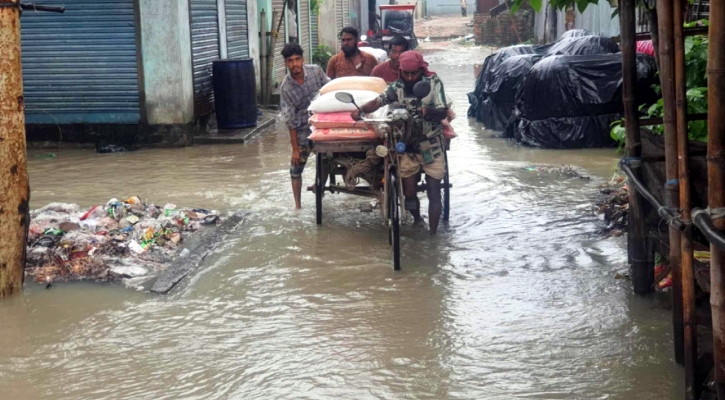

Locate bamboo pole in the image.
[657,0,685,366]
[0,0,29,298]
[674,1,698,397]
[260,9,268,105]
[621,0,651,295]
[708,0,725,397]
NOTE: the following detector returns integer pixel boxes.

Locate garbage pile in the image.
[468,30,659,149]
[596,173,628,237]
[26,197,221,287]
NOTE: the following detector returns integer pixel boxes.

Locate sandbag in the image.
[309,112,369,129]
[309,126,378,142]
[308,90,381,113]
[319,77,388,95]
[359,47,389,64]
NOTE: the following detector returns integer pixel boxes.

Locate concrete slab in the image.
[150,211,247,294]
[194,112,276,145]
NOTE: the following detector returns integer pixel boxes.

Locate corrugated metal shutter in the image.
[336,0,343,47]
[226,0,250,59]
[190,0,220,116]
[311,11,319,51]
[20,0,140,124]
[300,0,311,56]
[272,0,287,84]
[343,0,350,27]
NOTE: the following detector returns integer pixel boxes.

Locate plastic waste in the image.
[128,241,145,254]
[396,142,407,153]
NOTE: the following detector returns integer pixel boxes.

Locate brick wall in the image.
[474,11,534,46]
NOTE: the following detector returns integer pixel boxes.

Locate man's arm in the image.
[423,77,449,121]
[280,88,303,165]
[326,55,336,79]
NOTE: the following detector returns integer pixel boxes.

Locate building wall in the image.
[426,0,474,16]
[533,1,621,43]
[138,0,195,124]
[318,0,339,51]
[248,0,261,95]
[474,11,534,46]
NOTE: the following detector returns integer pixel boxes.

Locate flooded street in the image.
[1,45,681,399]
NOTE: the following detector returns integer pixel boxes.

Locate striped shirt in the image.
[280,64,330,145]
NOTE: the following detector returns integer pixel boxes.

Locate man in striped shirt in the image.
[279,43,330,209]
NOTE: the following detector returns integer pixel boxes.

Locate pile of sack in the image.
[307,76,389,142]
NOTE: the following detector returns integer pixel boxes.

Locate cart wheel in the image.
[389,170,401,271]
[443,149,450,222]
[315,153,323,225]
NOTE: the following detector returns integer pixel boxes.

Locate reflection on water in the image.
[0,47,680,399]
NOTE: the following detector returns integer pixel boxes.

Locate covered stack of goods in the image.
[512,53,658,148]
[468,35,621,132]
[308,76,389,142]
[468,30,659,148]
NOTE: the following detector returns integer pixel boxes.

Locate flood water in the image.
[1,45,682,399]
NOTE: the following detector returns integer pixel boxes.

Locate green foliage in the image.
[511,0,600,13]
[312,45,333,70]
[611,34,710,148]
[610,119,626,152]
[310,0,324,14]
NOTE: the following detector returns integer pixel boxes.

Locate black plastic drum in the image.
[212,59,257,129]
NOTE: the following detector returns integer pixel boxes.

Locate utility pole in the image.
[0,0,30,298]
[0,1,63,298]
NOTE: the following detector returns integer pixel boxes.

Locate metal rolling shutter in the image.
[272,0,287,84]
[336,0,343,47]
[20,0,140,124]
[311,11,319,51]
[300,0,311,55]
[226,0,250,59]
[190,0,220,116]
[342,0,350,27]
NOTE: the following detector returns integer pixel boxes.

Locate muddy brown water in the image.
[1,46,681,399]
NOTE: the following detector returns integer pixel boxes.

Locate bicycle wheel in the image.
[315,153,323,225]
[389,170,401,271]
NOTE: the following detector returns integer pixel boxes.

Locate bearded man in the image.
[326,27,378,79]
[355,51,450,235]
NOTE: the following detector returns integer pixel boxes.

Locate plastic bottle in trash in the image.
[395,142,406,153]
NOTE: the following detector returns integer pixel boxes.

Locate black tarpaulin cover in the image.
[539,35,620,56]
[467,45,543,122]
[513,53,658,148]
[478,54,542,130]
[560,29,592,38]
[467,36,621,129]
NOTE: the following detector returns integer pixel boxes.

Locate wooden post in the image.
[0,0,29,298]
[708,0,725,397]
[621,0,651,295]
[657,0,685,365]
[674,0,698,397]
